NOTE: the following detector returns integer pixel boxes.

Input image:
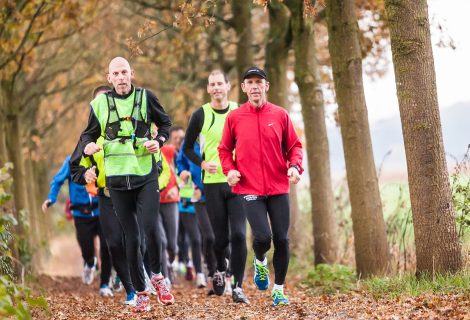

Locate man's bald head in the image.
[107,56,134,95]
[108,57,131,73]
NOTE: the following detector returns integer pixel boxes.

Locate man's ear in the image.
[131,69,135,79]
[107,73,111,84]
[241,82,247,93]
[265,81,270,92]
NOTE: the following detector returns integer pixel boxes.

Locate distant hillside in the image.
[326,101,470,179]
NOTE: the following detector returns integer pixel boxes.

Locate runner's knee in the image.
[253,234,272,251]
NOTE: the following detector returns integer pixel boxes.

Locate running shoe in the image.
[82,257,97,285]
[112,275,123,292]
[271,289,289,306]
[212,270,225,296]
[99,284,113,297]
[144,268,157,296]
[224,275,233,295]
[177,262,187,276]
[185,262,195,281]
[253,258,270,290]
[133,292,150,312]
[196,273,207,288]
[152,276,175,305]
[207,276,215,296]
[124,291,137,306]
[232,287,250,304]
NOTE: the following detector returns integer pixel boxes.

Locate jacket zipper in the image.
[257,110,266,195]
[126,176,131,190]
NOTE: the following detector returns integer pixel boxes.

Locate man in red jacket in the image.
[218,66,303,306]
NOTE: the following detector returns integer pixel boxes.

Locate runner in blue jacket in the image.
[42,155,112,295]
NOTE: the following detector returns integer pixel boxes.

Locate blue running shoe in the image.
[124,291,137,306]
[271,289,289,306]
[253,259,270,290]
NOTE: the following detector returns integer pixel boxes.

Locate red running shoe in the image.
[152,276,175,305]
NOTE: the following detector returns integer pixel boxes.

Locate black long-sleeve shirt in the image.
[183,105,230,167]
[72,86,172,190]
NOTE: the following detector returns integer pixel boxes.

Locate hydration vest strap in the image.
[104,88,147,141]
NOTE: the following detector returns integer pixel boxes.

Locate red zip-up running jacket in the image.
[218,101,303,196]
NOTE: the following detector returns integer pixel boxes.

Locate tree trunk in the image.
[385,0,461,275]
[326,0,390,277]
[0,86,8,165]
[5,112,31,273]
[24,151,43,271]
[265,1,302,252]
[232,0,254,101]
[0,119,7,166]
[287,0,338,264]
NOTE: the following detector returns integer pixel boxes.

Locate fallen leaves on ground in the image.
[32,275,470,319]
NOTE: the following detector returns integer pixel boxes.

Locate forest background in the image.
[1,0,470,318]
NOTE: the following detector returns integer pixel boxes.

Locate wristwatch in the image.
[290,164,301,172]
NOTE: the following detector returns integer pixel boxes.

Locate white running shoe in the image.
[224,276,233,296]
[196,273,207,288]
[124,291,137,306]
[112,275,123,292]
[99,284,114,297]
[82,257,97,285]
[143,266,157,295]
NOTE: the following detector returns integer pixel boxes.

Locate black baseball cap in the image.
[243,66,267,80]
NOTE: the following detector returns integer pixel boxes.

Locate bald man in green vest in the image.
[80,57,173,312]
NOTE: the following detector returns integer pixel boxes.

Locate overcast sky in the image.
[361,0,470,124]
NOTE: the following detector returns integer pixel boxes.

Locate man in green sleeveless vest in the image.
[79,57,174,313]
[183,70,248,303]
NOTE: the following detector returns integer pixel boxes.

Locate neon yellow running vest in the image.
[200,101,238,184]
[90,88,153,178]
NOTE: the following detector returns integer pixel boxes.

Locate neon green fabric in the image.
[79,137,106,188]
[90,88,153,177]
[179,176,194,199]
[200,101,238,183]
[158,152,170,190]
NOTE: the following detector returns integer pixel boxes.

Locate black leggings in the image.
[98,195,134,294]
[74,216,111,286]
[109,180,162,292]
[204,183,246,288]
[241,194,290,285]
[177,219,190,264]
[180,212,202,273]
[194,202,216,276]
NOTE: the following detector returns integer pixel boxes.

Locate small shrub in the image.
[302,264,357,295]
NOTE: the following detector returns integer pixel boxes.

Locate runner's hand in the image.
[287,167,300,184]
[84,142,102,155]
[41,199,51,213]
[202,160,218,174]
[165,185,178,200]
[144,140,160,153]
[85,166,97,184]
[227,170,241,187]
[179,170,191,183]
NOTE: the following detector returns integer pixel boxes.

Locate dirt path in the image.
[34,273,470,319]
[34,236,470,319]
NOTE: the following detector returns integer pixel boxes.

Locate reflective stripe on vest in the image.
[90,88,153,177]
[200,101,238,184]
